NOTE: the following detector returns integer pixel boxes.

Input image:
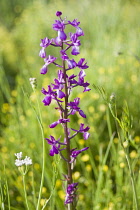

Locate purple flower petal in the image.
[71,46,80,55]
[79,110,86,118]
[42,95,52,106]
[49,121,58,128]
[68,19,80,27]
[40,64,48,74]
[67,59,77,69]
[76,27,84,36]
[40,37,52,48]
[83,132,90,140]
[39,48,46,58]
[57,90,65,99]
[56,11,62,16]
[58,30,67,41]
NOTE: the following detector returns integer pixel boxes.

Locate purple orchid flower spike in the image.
[39,11,90,207]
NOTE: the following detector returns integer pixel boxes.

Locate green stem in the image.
[22,175,30,210]
[95,132,115,205]
[35,92,45,210]
[22,87,45,209]
[109,104,139,210]
[31,166,37,206]
[125,153,139,210]
[5,179,10,210]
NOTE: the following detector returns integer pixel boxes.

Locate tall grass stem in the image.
[22,174,30,210]
[33,90,45,210]
[109,103,139,210]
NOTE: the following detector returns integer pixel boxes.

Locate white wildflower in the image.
[15,152,22,159]
[29,78,37,89]
[24,156,32,165]
[15,152,32,167]
[15,159,24,167]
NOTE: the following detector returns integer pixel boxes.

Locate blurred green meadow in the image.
[0,0,140,209]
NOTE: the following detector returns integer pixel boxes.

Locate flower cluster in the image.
[29,78,37,90]
[15,152,32,167]
[65,183,78,204]
[39,11,90,206]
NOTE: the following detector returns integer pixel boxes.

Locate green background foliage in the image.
[0,0,140,209]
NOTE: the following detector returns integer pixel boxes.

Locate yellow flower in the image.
[99,104,106,112]
[120,162,125,168]
[28,171,33,177]
[123,141,128,148]
[130,150,138,159]
[9,137,15,142]
[1,146,8,153]
[11,90,17,97]
[95,155,100,161]
[73,171,80,180]
[131,74,137,83]
[16,196,22,202]
[91,93,99,100]
[134,136,140,143]
[79,139,85,145]
[19,115,25,122]
[86,164,92,172]
[58,190,65,200]
[119,150,125,157]
[109,202,114,209]
[88,106,95,113]
[55,180,61,188]
[77,93,84,99]
[81,154,90,162]
[134,61,140,67]
[40,199,46,206]
[2,103,10,113]
[42,187,47,194]
[102,165,108,172]
[30,142,36,149]
[113,138,118,144]
[79,194,84,200]
[30,92,37,102]
[116,77,124,84]
[98,67,105,74]
[34,163,40,170]
[118,58,125,65]
[90,126,95,132]
[78,118,84,124]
